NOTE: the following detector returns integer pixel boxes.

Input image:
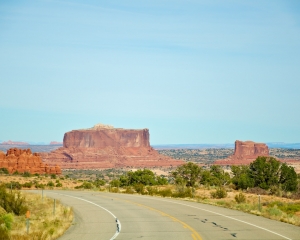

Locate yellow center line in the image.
[100,195,202,240]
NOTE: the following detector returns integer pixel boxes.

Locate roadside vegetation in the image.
[103,157,300,226]
[0,156,299,230]
[0,183,73,239]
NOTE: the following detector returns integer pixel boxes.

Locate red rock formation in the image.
[214,140,269,165]
[0,148,61,174]
[41,124,183,169]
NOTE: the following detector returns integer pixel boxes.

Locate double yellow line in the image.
[102,194,202,240]
[133,202,202,240]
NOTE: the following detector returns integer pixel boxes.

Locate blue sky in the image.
[0,0,299,144]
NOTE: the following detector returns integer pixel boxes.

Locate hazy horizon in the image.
[1,1,299,144]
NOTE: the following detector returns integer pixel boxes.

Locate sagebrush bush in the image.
[0,213,14,230]
[0,184,28,215]
[172,188,193,198]
[22,182,33,188]
[210,188,227,199]
[235,192,246,203]
[134,184,145,194]
[158,189,172,197]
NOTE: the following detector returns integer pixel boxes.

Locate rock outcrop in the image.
[41,124,183,169]
[0,148,61,174]
[214,140,269,165]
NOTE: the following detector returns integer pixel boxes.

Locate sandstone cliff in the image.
[214,140,269,165]
[0,148,61,174]
[42,124,183,169]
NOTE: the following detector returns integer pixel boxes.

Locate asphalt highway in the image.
[32,190,300,240]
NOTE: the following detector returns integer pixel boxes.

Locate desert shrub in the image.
[12,171,19,175]
[146,186,158,196]
[210,188,227,199]
[35,183,45,189]
[0,184,28,215]
[124,187,135,194]
[23,171,31,177]
[0,168,9,174]
[235,192,246,203]
[75,182,93,189]
[47,181,54,187]
[56,183,62,187]
[93,179,106,187]
[110,187,119,193]
[6,181,22,190]
[110,179,121,188]
[51,174,57,179]
[134,184,145,194]
[0,213,13,230]
[172,187,193,198]
[157,188,172,197]
[22,182,33,188]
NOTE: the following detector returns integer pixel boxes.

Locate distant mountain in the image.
[152,144,234,149]
[0,140,29,145]
[153,143,300,150]
[266,142,300,149]
[50,141,63,145]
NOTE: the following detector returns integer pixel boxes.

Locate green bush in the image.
[75,182,93,189]
[51,174,56,179]
[47,181,54,187]
[0,184,28,215]
[0,213,13,230]
[235,192,246,203]
[210,188,227,199]
[22,182,33,188]
[110,179,121,188]
[172,188,193,198]
[56,183,62,187]
[134,184,145,194]
[93,179,106,187]
[146,186,158,196]
[124,187,135,194]
[157,189,172,197]
[6,182,22,190]
[0,168,9,174]
[22,171,31,177]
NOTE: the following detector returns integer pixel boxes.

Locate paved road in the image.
[33,190,300,240]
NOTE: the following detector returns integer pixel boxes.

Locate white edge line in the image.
[141,196,292,240]
[53,192,121,240]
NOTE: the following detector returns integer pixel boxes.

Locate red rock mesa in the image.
[0,148,61,174]
[41,124,184,169]
[214,140,269,165]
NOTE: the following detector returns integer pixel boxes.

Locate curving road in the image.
[32,190,300,240]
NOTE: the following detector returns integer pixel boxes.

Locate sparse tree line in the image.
[0,156,299,198]
[107,156,299,199]
[171,157,299,194]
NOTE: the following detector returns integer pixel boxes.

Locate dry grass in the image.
[106,185,300,227]
[0,175,81,190]
[9,192,73,240]
[190,186,300,226]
